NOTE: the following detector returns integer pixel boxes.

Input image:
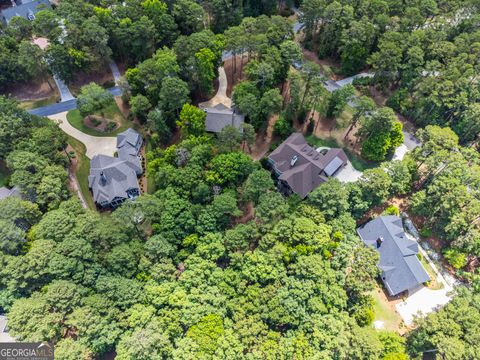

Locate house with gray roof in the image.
[267,133,348,198]
[357,216,430,296]
[88,129,143,209]
[204,103,245,133]
[1,0,51,26]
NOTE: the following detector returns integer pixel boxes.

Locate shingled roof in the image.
[88,129,143,208]
[204,103,245,133]
[268,133,348,198]
[357,216,430,296]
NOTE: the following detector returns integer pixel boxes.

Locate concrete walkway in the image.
[198,67,232,108]
[48,112,117,159]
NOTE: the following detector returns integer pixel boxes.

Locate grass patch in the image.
[67,101,131,137]
[418,253,444,290]
[343,148,377,172]
[66,135,95,210]
[18,95,59,110]
[305,134,340,149]
[306,134,377,172]
[371,289,403,332]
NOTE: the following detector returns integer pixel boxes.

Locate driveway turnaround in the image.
[395,234,454,326]
[48,112,117,159]
[199,67,232,108]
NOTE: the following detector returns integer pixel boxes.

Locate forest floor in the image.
[224,55,249,97]
[2,78,60,109]
[69,65,115,96]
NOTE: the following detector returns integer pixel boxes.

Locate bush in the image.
[443,248,467,269]
[105,121,117,132]
[91,118,101,127]
[273,115,293,139]
[353,305,375,326]
[383,205,400,216]
[419,227,432,238]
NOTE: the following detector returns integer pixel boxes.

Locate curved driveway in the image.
[48,112,117,159]
[199,67,232,109]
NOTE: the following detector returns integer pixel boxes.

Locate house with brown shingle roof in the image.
[267,133,348,198]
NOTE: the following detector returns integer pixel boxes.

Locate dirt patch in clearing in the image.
[1,78,58,101]
[84,116,118,133]
[251,114,280,160]
[115,97,130,118]
[234,202,255,225]
[302,49,342,77]
[224,55,249,97]
[70,66,115,95]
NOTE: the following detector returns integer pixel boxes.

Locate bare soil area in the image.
[84,116,118,133]
[70,66,115,95]
[1,78,58,101]
[224,55,249,97]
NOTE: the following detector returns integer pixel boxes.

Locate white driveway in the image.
[335,161,363,183]
[0,315,15,343]
[395,236,454,326]
[199,67,232,109]
[316,146,363,183]
[48,112,117,159]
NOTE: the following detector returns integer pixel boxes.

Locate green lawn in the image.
[418,253,444,290]
[371,289,403,332]
[66,135,95,210]
[306,134,377,172]
[67,102,131,137]
[18,95,59,110]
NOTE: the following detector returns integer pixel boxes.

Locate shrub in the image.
[383,205,400,216]
[91,118,101,127]
[443,248,467,269]
[419,227,432,238]
[105,121,117,132]
[353,305,375,326]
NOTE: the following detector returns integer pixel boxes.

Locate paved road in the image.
[28,86,121,117]
[48,111,117,159]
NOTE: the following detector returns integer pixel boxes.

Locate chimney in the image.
[100,171,107,185]
[376,237,384,248]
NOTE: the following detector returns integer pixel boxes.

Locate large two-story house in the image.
[267,133,348,198]
[88,129,143,209]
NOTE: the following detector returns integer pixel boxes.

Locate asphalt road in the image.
[28,86,122,117]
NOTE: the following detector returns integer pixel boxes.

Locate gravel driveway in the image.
[48,112,117,159]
